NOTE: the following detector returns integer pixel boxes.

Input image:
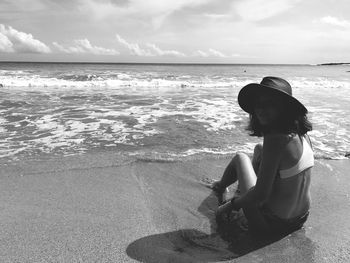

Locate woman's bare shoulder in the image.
[264,133,291,146]
[261,134,292,160]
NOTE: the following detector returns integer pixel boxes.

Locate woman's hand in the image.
[215,201,234,223]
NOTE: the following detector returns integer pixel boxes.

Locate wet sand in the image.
[1,156,349,262]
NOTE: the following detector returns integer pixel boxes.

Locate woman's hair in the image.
[247,109,313,137]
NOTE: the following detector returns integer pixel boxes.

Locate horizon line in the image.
[0,60,318,66]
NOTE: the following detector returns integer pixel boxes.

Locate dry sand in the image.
[1,155,349,262]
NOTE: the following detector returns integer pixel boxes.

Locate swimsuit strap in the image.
[279,135,314,179]
[305,133,314,150]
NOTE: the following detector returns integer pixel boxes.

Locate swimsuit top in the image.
[279,136,314,179]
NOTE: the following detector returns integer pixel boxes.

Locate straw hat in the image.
[238,76,307,114]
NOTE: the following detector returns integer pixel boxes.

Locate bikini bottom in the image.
[259,205,309,236]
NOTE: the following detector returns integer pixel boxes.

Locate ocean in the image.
[1,62,350,167]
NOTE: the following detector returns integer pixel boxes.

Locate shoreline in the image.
[1,154,350,262]
[317,62,350,66]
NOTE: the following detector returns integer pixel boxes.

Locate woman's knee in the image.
[232,152,257,190]
[232,152,254,174]
[227,152,248,168]
[233,152,251,164]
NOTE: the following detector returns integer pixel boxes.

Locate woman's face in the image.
[253,93,284,126]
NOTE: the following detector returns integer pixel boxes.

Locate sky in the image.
[0,0,350,64]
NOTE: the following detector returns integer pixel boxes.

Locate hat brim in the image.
[238,83,308,114]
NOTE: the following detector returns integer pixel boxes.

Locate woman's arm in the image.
[232,134,288,209]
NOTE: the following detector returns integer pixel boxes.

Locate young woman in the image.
[214,76,314,236]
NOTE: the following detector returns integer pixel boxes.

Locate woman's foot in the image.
[211,181,226,195]
[211,181,228,205]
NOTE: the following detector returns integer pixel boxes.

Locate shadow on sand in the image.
[126,192,315,262]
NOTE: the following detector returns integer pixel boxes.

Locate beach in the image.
[1,62,350,262]
[1,155,349,262]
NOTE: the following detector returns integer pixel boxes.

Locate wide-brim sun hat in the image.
[238,76,308,114]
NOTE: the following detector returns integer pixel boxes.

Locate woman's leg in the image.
[234,152,271,233]
[214,152,257,193]
[218,152,270,233]
[231,152,256,194]
[215,143,262,192]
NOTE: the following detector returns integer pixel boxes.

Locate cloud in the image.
[319,16,350,28]
[53,39,119,55]
[233,0,300,22]
[193,48,228,57]
[80,0,214,28]
[231,53,241,57]
[146,43,186,57]
[116,34,185,57]
[203,13,230,20]
[0,24,51,53]
[193,50,210,57]
[208,48,225,57]
[0,0,47,12]
[0,33,13,52]
[116,34,152,56]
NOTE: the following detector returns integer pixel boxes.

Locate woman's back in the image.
[266,134,313,219]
